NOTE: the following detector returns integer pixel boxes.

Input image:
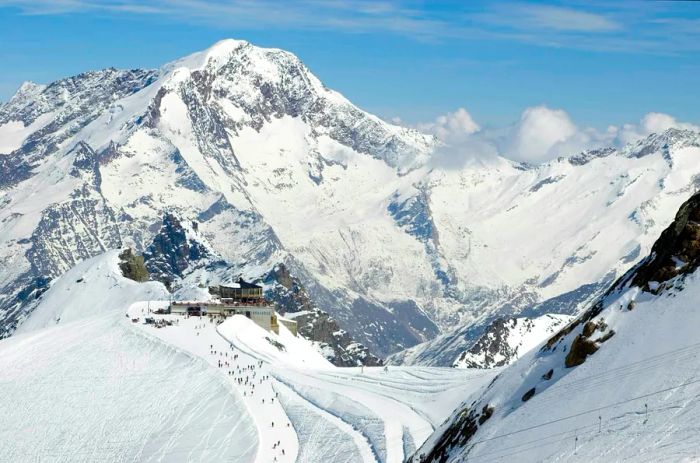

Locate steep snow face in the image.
[1,38,700,360]
[412,192,700,462]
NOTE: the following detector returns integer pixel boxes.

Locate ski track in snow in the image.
[124,301,496,463]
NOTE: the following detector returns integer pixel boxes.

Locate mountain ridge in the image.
[1,39,700,363]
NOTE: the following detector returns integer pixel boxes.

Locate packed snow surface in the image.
[15,250,168,334]
[126,303,497,462]
[0,251,497,462]
[0,314,258,462]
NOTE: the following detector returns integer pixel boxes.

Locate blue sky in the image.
[0,0,698,131]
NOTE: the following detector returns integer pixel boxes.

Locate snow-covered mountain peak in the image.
[6,80,46,104]
[628,127,700,158]
[163,38,253,75]
[3,38,700,364]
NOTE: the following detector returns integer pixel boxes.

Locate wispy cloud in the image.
[0,0,698,54]
[477,3,621,32]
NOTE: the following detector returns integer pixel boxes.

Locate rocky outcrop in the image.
[290,309,383,367]
[630,192,700,292]
[264,264,383,366]
[264,263,315,314]
[118,249,149,282]
[454,314,572,369]
[25,187,124,279]
[143,214,209,286]
[408,404,494,463]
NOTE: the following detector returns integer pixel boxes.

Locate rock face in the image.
[288,309,383,367]
[118,249,149,282]
[263,263,315,314]
[453,314,572,369]
[2,39,700,362]
[143,214,210,286]
[264,263,382,366]
[630,193,700,292]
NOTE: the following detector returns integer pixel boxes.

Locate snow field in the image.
[0,314,257,463]
[127,302,498,462]
[126,304,299,463]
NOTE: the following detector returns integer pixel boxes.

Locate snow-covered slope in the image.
[124,300,497,463]
[387,314,573,368]
[1,37,700,362]
[1,247,497,463]
[0,251,257,462]
[16,250,168,333]
[412,190,700,462]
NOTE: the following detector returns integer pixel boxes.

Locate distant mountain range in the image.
[1,38,699,366]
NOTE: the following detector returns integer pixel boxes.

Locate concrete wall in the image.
[279,317,298,336]
[170,303,276,333]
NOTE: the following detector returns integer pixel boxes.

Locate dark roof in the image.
[238,278,262,289]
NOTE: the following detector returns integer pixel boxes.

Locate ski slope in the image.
[0,313,258,463]
[125,302,497,463]
[0,251,500,462]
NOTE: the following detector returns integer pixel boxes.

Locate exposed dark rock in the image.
[0,273,50,339]
[457,315,570,369]
[565,334,599,368]
[567,147,616,166]
[264,263,315,314]
[521,387,536,402]
[291,309,383,367]
[26,187,124,279]
[143,214,209,285]
[582,321,597,337]
[408,404,493,463]
[530,175,565,192]
[118,248,149,282]
[264,264,382,366]
[631,192,700,293]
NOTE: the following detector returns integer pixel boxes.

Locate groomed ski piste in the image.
[123,302,498,463]
[0,252,497,463]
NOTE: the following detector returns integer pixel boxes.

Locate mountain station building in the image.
[170,279,297,335]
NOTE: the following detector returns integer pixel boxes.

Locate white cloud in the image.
[613,112,700,146]
[514,4,620,32]
[412,106,699,167]
[503,106,579,163]
[642,112,698,134]
[417,107,480,142]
